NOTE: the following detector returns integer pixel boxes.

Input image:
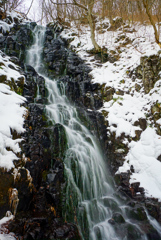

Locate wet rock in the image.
[147,231,161,240]
[126,206,147,221]
[104,198,120,212]
[50,124,67,159]
[112,212,125,223]
[145,201,160,221]
[0,23,34,61]
[14,168,33,212]
[126,223,143,240]
[108,218,115,225]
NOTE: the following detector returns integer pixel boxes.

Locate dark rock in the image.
[126,206,147,221]
[136,54,161,93]
[126,223,143,240]
[112,212,125,223]
[108,218,115,225]
[0,170,14,218]
[50,124,67,159]
[135,83,142,92]
[145,202,160,221]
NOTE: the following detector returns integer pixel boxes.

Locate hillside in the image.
[61,18,161,200]
[0,7,161,240]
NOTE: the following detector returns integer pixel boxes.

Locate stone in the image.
[145,202,160,221]
[139,55,161,93]
[126,206,147,221]
[112,212,125,223]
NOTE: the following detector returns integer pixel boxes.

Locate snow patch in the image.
[117,127,161,200]
[0,50,26,170]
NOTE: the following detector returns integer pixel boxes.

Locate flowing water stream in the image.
[26,25,161,240]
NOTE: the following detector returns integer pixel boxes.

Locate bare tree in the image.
[76,0,101,51]
[25,0,34,17]
[142,0,161,47]
[42,0,101,51]
[1,0,25,12]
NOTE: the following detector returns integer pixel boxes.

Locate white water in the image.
[26,25,160,240]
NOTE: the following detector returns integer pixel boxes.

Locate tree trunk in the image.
[142,0,161,48]
[87,1,101,51]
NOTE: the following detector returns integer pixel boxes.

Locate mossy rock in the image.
[87,47,108,63]
[0,74,7,83]
[126,206,147,221]
[126,223,142,240]
[114,174,122,186]
[145,202,159,220]
[104,197,120,212]
[112,212,125,223]
[50,123,67,159]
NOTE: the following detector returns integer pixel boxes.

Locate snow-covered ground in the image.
[0,10,27,237]
[61,20,161,200]
[0,213,16,240]
[0,53,26,170]
[0,8,26,170]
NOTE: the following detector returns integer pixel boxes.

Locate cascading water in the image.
[26,25,161,240]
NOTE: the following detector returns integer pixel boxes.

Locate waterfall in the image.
[26,25,160,240]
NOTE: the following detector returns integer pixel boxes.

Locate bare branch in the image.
[25,0,34,16]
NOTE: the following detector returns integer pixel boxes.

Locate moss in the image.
[104,198,121,212]
[62,175,89,239]
[112,213,125,223]
[114,174,121,186]
[126,223,142,239]
[126,207,147,221]
[16,87,23,95]
[42,113,47,122]
[101,110,108,118]
[42,170,48,182]
[113,96,123,102]
[50,123,68,159]
[0,74,7,83]
[120,79,125,84]
[77,109,91,130]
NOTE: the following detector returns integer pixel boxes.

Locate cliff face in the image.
[0,8,161,240]
[0,14,81,239]
[0,15,106,239]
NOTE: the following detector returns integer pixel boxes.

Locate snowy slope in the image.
[0,52,26,170]
[0,8,26,170]
[61,20,161,200]
[0,9,27,238]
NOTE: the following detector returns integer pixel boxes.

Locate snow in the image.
[0,54,26,170]
[61,20,161,200]
[0,213,16,240]
[0,13,27,170]
[105,93,147,138]
[117,127,161,199]
[0,53,25,83]
[0,8,24,33]
[0,10,27,233]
